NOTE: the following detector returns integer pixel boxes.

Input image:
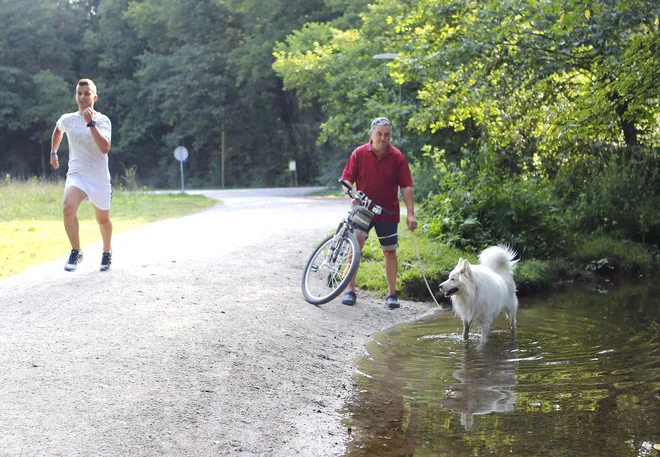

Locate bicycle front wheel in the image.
[302,232,361,305]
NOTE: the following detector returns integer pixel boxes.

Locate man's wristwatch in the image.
[87,120,97,128]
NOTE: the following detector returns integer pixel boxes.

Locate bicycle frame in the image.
[323,187,384,267]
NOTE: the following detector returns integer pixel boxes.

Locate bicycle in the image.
[301,179,391,305]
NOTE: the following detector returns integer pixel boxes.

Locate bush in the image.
[568,234,657,276]
[555,146,660,245]
[423,159,569,259]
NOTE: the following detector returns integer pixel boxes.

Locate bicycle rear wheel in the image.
[302,232,360,305]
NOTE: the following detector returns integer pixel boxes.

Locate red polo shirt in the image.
[341,141,414,223]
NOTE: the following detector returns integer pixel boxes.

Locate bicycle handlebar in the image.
[338,179,392,216]
[339,179,353,193]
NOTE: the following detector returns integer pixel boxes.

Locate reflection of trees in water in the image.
[440,339,518,431]
[344,352,421,457]
[344,282,660,456]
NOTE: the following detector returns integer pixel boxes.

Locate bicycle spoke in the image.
[302,233,361,304]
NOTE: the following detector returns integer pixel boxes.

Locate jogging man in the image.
[50,78,113,272]
[340,117,417,309]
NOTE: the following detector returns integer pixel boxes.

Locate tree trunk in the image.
[614,98,638,149]
[40,137,47,180]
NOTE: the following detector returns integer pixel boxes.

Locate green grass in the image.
[0,180,217,277]
[355,222,467,301]
[568,234,656,274]
[353,221,659,300]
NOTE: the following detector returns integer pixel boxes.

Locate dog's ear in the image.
[463,259,472,278]
[457,258,466,273]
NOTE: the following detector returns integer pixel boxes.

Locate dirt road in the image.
[0,188,435,456]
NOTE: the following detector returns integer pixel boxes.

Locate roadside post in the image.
[289,160,297,187]
[174,146,189,192]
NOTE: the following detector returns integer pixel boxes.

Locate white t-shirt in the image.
[56,111,112,180]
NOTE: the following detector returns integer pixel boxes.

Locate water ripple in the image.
[344,282,660,457]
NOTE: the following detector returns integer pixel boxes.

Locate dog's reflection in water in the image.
[440,338,518,431]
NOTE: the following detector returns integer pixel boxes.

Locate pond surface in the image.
[343,280,660,457]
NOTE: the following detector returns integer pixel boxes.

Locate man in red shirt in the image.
[340,117,417,309]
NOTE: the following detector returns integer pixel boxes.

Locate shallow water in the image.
[343,281,660,457]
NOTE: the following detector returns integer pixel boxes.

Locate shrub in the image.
[423,159,568,259]
[555,146,660,245]
[568,234,657,276]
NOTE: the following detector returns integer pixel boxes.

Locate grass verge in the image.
[354,223,659,301]
[0,180,216,278]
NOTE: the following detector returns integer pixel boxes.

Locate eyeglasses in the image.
[370,117,392,130]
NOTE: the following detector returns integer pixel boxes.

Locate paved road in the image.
[186,186,328,199]
[0,187,434,456]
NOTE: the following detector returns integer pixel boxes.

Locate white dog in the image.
[439,245,519,345]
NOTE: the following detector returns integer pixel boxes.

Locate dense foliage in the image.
[1,0,659,255]
[0,0,339,188]
[273,0,660,254]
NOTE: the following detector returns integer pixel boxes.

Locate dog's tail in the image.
[478,245,519,275]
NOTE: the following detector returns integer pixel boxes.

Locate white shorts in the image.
[65,174,112,211]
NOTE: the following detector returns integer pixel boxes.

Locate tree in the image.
[23,71,71,179]
[0,0,88,79]
[387,0,660,169]
[273,1,453,183]
[0,0,94,178]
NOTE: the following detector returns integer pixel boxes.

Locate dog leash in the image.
[371,228,449,310]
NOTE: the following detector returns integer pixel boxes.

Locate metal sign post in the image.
[174,146,189,192]
[289,160,297,187]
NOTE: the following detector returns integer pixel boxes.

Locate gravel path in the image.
[0,188,436,457]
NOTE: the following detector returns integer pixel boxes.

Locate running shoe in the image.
[64,249,83,272]
[100,251,112,271]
